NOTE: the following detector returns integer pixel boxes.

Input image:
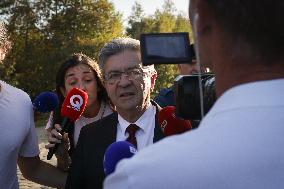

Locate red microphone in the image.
[158,106,192,136]
[47,88,88,160]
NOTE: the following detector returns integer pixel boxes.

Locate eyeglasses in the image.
[104,68,149,85]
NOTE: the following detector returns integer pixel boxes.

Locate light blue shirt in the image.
[104,79,284,189]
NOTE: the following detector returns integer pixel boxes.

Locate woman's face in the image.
[61,64,99,109]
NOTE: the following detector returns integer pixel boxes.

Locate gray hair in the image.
[98,37,155,73]
[0,22,11,54]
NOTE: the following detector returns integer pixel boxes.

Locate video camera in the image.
[140,32,216,120]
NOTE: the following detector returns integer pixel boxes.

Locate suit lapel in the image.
[151,100,165,142]
[99,112,118,142]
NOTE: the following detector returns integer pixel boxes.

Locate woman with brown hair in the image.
[45,53,113,171]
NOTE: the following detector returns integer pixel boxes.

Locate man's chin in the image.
[116,102,139,111]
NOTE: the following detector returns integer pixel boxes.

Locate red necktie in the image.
[126,124,140,148]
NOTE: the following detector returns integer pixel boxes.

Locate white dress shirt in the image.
[104,78,284,189]
[116,104,156,150]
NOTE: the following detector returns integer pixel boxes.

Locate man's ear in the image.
[190,0,214,68]
[0,48,6,62]
[194,0,214,36]
[150,71,157,92]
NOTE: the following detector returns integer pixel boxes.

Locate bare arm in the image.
[18,155,67,189]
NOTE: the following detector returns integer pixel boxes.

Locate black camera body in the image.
[174,74,216,120]
[140,32,216,120]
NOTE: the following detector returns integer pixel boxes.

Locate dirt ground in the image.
[17,127,57,189]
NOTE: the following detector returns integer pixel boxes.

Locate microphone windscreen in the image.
[33,92,59,113]
[61,88,88,122]
[103,141,137,176]
[158,106,192,136]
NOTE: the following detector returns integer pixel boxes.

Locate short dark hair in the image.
[205,0,284,61]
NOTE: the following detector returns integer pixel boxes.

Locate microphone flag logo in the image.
[160,119,167,132]
[129,146,137,154]
[68,94,83,111]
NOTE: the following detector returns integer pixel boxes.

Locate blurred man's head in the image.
[178,44,207,75]
[0,22,11,63]
[189,0,284,96]
[190,0,284,63]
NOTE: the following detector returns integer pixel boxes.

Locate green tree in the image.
[126,0,193,96]
[126,1,145,40]
[0,0,124,98]
[0,0,47,96]
[43,0,124,95]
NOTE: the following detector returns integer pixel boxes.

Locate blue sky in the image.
[110,0,189,26]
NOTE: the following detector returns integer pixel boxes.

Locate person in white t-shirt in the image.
[45,53,114,171]
[0,21,66,189]
[103,0,284,189]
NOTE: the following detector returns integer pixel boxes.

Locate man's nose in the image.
[118,74,132,87]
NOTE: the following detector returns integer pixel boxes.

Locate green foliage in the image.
[126,0,192,96]
[35,113,50,128]
[0,0,190,99]
[0,0,124,98]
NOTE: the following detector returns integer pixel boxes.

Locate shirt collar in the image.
[118,104,156,134]
[207,78,284,117]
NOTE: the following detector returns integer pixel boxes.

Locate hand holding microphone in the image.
[158,106,192,136]
[46,124,70,153]
[46,88,88,160]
